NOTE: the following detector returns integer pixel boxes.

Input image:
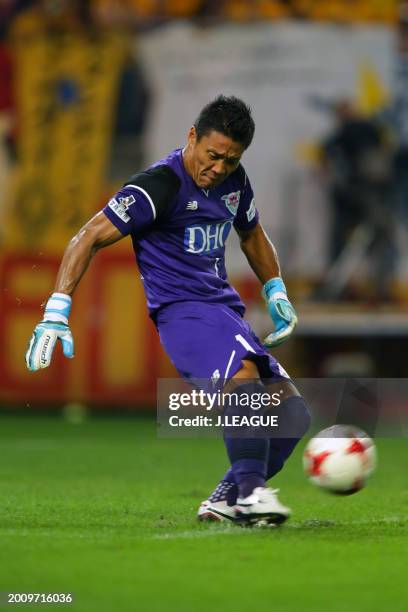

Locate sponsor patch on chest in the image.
[184,221,233,254]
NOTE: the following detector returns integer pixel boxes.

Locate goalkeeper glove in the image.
[25,293,74,372]
[262,277,298,348]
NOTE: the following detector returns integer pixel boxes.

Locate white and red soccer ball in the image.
[303,425,377,495]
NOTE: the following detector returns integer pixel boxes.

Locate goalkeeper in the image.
[26,95,310,525]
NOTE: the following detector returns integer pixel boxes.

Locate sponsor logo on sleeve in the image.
[108,194,135,223]
[246,198,256,222]
[221,191,240,216]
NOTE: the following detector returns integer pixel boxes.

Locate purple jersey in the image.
[103,148,259,317]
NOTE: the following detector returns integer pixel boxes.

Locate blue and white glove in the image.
[25,293,74,372]
[262,277,298,348]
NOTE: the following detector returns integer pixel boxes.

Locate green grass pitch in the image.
[0,414,407,611]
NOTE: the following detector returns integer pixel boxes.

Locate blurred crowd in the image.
[0,0,397,30]
[314,13,408,302]
[0,0,407,305]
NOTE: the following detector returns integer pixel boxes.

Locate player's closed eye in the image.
[209,153,239,166]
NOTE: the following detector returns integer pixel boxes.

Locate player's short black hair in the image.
[194,95,255,149]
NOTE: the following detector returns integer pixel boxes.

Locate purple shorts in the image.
[156,301,290,387]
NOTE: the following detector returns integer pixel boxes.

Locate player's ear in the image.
[188,126,197,147]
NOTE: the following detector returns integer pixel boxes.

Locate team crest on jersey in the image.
[221,190,240,216]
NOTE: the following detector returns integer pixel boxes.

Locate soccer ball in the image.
[303,425,377,495]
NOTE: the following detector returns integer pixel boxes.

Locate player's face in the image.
[185,128,245,189]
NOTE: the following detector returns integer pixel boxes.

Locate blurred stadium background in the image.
[2,4,408,611]
[0,0,407,410]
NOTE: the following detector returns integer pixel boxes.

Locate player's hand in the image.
[262,277,298,348]
[25,292,74,371]
[26,322,74,371]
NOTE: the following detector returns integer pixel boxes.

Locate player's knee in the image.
[221,382,311,440]
[275,395,311,439]
[231,359,260,381]
[223,381,264,419]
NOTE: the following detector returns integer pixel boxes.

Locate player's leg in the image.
[232,394,310,524]
[224,359,266,492]
[200,364,309,524]
[199,416,309,523]
[155,301,310,523]
[223,396,310,481]
[265,398,311,480]
[223,367,311,524]
[198,359,260,522]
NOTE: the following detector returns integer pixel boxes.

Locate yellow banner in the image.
[5,32,126,252]
[94,0,397,23]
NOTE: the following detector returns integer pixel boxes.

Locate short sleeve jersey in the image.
[103,148,259,317]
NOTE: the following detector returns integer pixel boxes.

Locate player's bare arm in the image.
[55,212,124,296]
[236,221,298,347]
[236,221,280,283]
[25,213,122,371]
